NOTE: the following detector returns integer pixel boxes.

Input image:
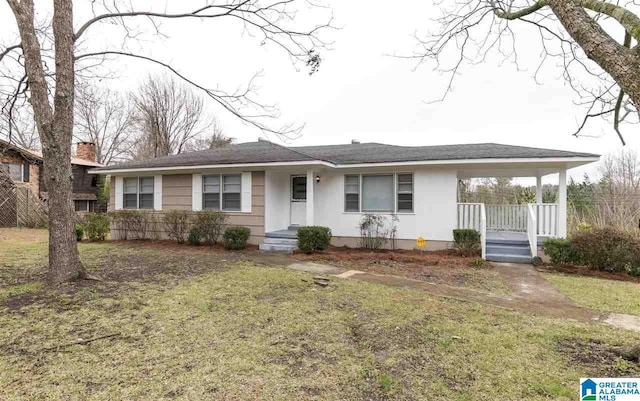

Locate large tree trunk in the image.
[549,0,640,109]
[42,137,81,283]
[9,0,83,283]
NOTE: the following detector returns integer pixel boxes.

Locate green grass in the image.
[1,229,640,399]
[543,273,640,316]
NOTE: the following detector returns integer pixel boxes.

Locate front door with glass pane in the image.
[290,175,307,226]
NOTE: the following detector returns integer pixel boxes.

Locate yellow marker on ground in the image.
[416,236,426,249]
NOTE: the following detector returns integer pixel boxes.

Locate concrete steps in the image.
[486,238,532,264]
[261,227,299,253]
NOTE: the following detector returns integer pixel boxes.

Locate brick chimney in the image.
[76,142,97,162]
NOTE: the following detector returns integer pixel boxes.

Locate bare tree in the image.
[74,83,133,165]
[185,122,235,152]
[0,106,39,149]
[410,0,640,143]
[131,75,212,159]
[1,0,330,283]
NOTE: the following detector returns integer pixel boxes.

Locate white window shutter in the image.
[192,174,202,211]
[114,176,123,210]
[154,175,162,211]
[241,172,252,213]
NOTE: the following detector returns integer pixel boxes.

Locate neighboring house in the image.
[0,140,104,212]
[90,139,599,261]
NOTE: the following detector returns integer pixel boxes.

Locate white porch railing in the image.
[527,204,537,257]
[457,203,487,259]
[457,203,483,231]
[531,203,559,237]
[486,205,528,232]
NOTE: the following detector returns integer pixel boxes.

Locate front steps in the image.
[260,226,300,253]
[486,238,533,264]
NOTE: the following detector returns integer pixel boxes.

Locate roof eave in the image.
[90,155,599,174]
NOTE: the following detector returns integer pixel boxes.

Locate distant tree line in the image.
[459,150,640,233]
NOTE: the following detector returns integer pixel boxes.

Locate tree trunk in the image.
[549,0,640,109]
[8,0,83,283]
[43,137,82,283]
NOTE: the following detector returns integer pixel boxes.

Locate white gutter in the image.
[90,160,335,174]
[90,156,599,174]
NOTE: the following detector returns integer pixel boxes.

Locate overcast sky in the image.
[1,0,637,183]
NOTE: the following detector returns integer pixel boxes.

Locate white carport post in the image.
[306,169,314,226]
[558,168,567,238]
[535,174,543,204]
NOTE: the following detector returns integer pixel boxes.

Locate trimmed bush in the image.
[75,224,85,241]
[531,256,543,267]
[187,227,201,245]
[164,210,191,244]
[109,210,149,240]
[223,227,251,250]
[84,213,110,241]
[571,228,640,273]
[542,238,579,265]
[452,229,481,256]
[192,210,227,245]
[297,226,332,253]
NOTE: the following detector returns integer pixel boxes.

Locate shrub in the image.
[164,210,191,244]
[187,227,201,245]
[452,229,481,256]
[576,222,593,232]
[297,226,332,253]
[571,228,640,273]
[223,227,251,250]
[531,256,543,267]
[83,213,110,241]
[542,238,579,265]
[109,210,149,240]
[75,224,84,241]
[192,210,227,245]
[358,214,389,250]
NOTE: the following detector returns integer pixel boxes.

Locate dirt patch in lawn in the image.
[538,264,640,283]
[556,338,640,377]
[292,247,509,295]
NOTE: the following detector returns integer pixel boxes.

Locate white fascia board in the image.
[90,156,599,174]
[332,156,600,169]
[89,160,335,174]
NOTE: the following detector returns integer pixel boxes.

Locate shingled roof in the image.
[92,140,599,171]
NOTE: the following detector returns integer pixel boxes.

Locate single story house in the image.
[90,139,599,262]
[0,140,104,212]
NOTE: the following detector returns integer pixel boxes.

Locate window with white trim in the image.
[362,175,394,212]
[202,174,241,211]
[344,175,360,212]
[123,177,154,209]
[397,174,414,212]
[344,173,414,213]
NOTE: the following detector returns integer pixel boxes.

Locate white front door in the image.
[290,175,307,226]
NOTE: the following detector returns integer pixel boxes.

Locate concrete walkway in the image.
[283,260,640,333]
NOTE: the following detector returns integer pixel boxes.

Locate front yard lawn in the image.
[2,229,640,400]
[543,272,640,316]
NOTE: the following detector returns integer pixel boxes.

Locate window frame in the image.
[343,173,415,214]
[202,173,242,212]
[361,173,395,213]
[396,173,414,213]
[344,174,360,212]
[291,175,307,202]
[122,176,154,210]
[2,163,24,182]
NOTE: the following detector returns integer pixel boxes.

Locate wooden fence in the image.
[0,170,48,228]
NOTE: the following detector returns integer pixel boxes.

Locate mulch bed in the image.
[538,264,640,283]
[292,246,479,268]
